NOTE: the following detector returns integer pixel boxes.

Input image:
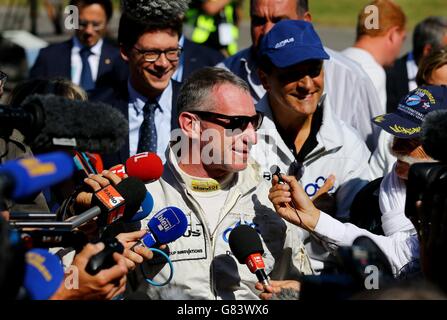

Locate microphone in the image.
[10,176,148,230]
[129,191,154,222]
[20,230,88,252]
[22,248,64,300]
[270,165,285,184]
[0,94,128,153]
[110,152,163,183]
[85,238,125,275]
[228,224,271,289]
[91,176,147,227]
[134,206,188,249]
[0,151,74,200]
[422,109,447,162]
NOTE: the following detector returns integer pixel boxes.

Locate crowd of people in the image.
[1,0,447,300]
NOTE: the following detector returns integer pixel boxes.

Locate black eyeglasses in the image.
[0,71,7,89]
[133,46,183,63]
[192,111,264,131]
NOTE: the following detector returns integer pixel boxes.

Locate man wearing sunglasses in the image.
[126,67,313,300]
[252,20,372,274]
[30,0,127,93]
[218,0,383,153]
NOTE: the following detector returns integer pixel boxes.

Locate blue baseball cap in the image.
[372,85,447,138]
[259,20,330,68]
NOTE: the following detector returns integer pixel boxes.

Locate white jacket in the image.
[217,47,382,151]
[251,95,372,219]
[134,148,313,300]
[250,95,372,272]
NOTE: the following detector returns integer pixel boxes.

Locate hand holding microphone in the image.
[115,230,155,271]
[51,242,128,300]
[268,174,320,232]
[254,279,301,300]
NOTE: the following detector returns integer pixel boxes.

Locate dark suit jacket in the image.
[29,38,128,91]
[182,38,225,81]
[385,53,410,113]
[90,80,181,169]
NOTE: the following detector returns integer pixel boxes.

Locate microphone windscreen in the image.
[130,192,154,222]
[228,224,264,264]
[23,249,64,300]
[0,151,74,200]
[115,177,147,221]
[269,165,280,176]
[147,206,188,244]
[422,109,447,162]
[125,152,163,183]
[22,94,128,153]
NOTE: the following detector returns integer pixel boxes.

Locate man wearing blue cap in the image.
[251,19,372,273]
[218,0,383,152]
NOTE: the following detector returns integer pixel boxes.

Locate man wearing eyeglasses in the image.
[126,67,313,300]
[30,0,127,92]
[252,20,372,274]
[91,5,184,168]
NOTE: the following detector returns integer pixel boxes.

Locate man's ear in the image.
[302,11,312,22]
[388,26,402,44]
[120,46,130,63]
[258,68,271,91]
[179,112,200,139]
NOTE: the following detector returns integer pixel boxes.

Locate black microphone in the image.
[228,224,271,289]
[85,238,125,275]
[19,230,88,252]
[10,176,147,231]
[421,109,447,162]
[270,165,285,184]
[89,176,147,228]
[0,94,128,153]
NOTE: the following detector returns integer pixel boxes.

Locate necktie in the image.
[80,47,95,91]
[137,100,158,154]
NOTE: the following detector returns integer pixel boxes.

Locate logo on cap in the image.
[406,95,423,106]
[275,37,294,49]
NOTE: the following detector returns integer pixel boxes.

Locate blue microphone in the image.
[23,249,65,300]
[0,152,74,200]
[137,206,188,248]
[130,192,154,222]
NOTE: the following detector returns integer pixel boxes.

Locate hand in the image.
[116,230,154,271]
[50,242,128,300]
[75,170,126,209]
[268,175,320,231]
[311,175,337,215]
[1,210,10,221]
[255,280,300,300]
[311,175,335,201]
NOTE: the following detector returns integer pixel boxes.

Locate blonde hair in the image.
[356,0,406,39]
[416,46,447,86]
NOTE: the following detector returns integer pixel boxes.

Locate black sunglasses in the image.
[192,111,264,131]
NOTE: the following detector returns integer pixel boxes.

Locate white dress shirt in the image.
[70,36,102,85]
[172,35,185,83]
[342,47,387,114]
[406,52,418,92]
[127,81,173,163]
